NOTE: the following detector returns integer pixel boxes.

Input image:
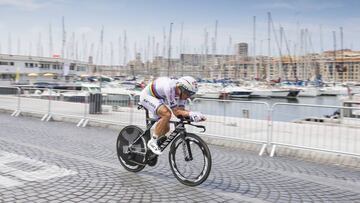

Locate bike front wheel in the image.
[169,133,212,186]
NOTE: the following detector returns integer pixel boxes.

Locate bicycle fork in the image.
[180,132,193,161]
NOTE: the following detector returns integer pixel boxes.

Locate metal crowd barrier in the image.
[269,103,360,157]
[1,86,359,158]
[84,93,137,127]
[190,98,270,154]
[0,86,20,115]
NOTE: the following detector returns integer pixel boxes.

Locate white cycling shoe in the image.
[147,138,162,155]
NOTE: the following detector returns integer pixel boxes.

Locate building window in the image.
[52,64,59,70]
[40,64,50,69]
[0,61,9,66]
[70,63,75,71]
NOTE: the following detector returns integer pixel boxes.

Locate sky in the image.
[0,0,359,65]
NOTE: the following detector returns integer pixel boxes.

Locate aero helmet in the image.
[177,76,198,96]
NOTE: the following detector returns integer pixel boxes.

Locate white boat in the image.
[249,88,272,98]
[101,83,135,96]
[298,87,320,97]
[270,88,300,98]
[338,93,360,125]
[319,84,348,96]
[196,83,223,99]
[224,86,252,99]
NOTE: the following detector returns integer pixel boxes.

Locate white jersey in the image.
[143,77,186,108]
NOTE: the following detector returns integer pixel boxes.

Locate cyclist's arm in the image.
[171,99,189,117]
[171,106,190,118]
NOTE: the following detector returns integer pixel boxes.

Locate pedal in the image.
[147,155,158,167]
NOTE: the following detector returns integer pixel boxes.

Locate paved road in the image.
[0,113,359,203]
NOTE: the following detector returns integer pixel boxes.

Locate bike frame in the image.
[130,116,187,153]
[129,105,205,154]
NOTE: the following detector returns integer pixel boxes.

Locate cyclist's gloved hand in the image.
[189,111,206,122]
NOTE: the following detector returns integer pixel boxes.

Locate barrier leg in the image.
[259,144,267,156]
[270,145,277,157]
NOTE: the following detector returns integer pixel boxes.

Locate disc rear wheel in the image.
[116,125,148,172]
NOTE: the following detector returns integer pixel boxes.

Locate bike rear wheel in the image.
[116,125,148,172]
[169,133,212,186]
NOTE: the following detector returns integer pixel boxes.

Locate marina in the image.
[0,0,360,201]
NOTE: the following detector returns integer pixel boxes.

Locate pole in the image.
[167,22,173,77]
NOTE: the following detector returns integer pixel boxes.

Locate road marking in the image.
[0,150,77,188]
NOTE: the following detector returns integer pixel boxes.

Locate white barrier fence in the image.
[0,87,359,158]
[0,86,20,114]
[270,103,360,157]
[189,98,270,149]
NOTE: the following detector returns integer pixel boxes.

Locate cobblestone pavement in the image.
[0,113,359,203]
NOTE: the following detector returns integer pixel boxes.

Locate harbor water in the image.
[191,96,342,122]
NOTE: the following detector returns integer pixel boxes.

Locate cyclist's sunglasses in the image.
[183,89,195,96]
[180,86,195,96]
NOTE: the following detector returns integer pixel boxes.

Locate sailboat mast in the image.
[213,20,218,78]
[49,23,53,57]
[333,31,337,82]
[8,33,12,55]
[340,27,344,82]
[110,42,114,68]
[253,16,257,79]
[100,26,104,65]
[167,23,173,77]
[61,16,66,59]
[180,22,184,76]
[17,37,21,55]
[123,30,127,66]
[204,28,209,78]
[267,12,271,81]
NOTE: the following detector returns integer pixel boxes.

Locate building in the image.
[0,54,90,83]
[236,43,248,57]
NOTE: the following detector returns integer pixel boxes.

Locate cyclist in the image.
[139,76,206,155]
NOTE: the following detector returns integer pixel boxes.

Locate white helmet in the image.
[177,76,198,95]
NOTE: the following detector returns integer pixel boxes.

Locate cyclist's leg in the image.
[139,94,169,155]
[139,94,169,137]
[154,104,171,138]
[139,93,162,119]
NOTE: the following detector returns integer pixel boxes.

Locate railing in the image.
[0,86,20,114]
[0,86,359,158]
[190,98,270,154]
[269,103,360,157]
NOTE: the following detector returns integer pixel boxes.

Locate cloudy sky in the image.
[0,0,359,64]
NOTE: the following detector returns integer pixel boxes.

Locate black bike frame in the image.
[130,116,187,153]
[130,105,205,154]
